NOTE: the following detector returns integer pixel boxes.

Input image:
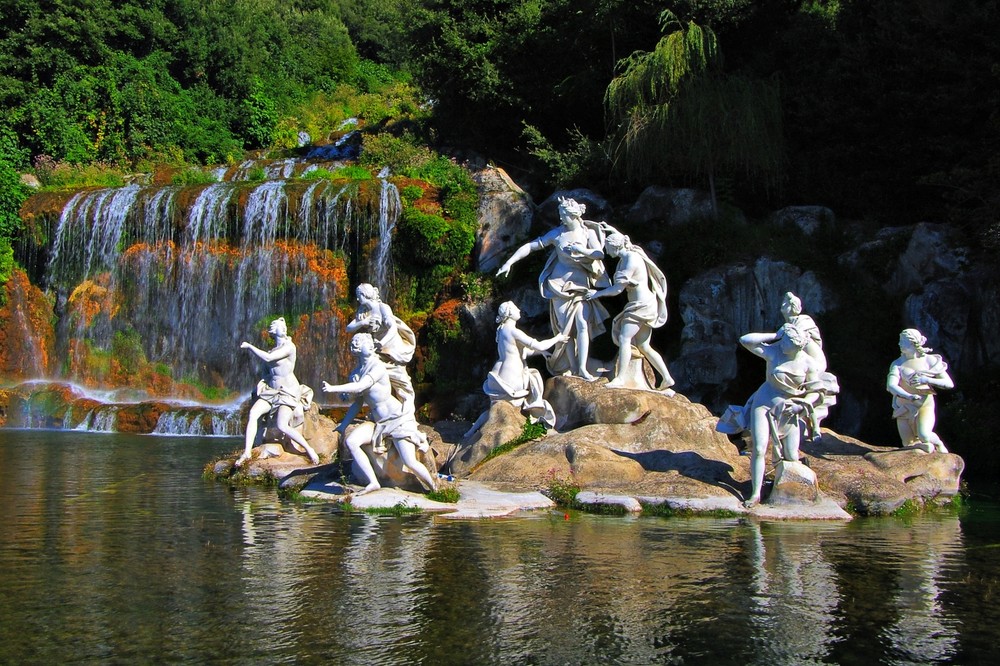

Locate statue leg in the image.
[275,405,319,464]
[344,422,381,494]
[573,305,597,381]
[745,406,771,507]
[394,438,438,491]
[463,409,491,440]
[915,398,947,452]
[634,327,674,391]
[607,322,637,388]
[237,399,271,466]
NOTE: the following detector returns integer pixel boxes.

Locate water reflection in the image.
[0,431,993,665]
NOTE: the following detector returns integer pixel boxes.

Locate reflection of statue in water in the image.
[718,323,839,507]
[236,317,319,467]
[781,292,827,372]
[464,302,568,439]
[496,197,611,380]
[322,334,437,495]
[345,283,417,414]
[887,329,954,453]
[586,232,674,392]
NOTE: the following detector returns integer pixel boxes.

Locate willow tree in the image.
[606,15,785,216]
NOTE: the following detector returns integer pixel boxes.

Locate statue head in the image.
[899,328,931,355]
[356,283,380,304]
[557,197,586,224]
[496,301,521,324]
[781,292,803,318]
[605,232,631,257]
[778,322,810,351]
[268,317,287,338]
[350,332,376,356]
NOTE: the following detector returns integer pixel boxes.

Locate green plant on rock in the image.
[363,502,422,516]
[426,486,460,503]
[544,470,581,508]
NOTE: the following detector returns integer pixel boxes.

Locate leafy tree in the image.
[606,14,784,213]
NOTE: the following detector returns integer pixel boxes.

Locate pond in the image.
[0,430,997,665]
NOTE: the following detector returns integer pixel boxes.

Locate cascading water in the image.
[13,153,402,434]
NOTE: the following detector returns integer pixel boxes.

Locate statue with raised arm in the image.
[887,328,954,453]
[236,317,319,467]
[780,292,827,372]
[322,333,437,495]
[717,323,839,507]
[586,232,674,392]
[345,283,417,414]
[464,302,568,439]
[496,196,611,380]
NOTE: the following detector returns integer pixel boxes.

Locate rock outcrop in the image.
[456,377,963,518]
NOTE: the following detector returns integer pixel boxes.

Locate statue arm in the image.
[739,332,780,358]
[513,328,567,354]
[886,362,915,400]
[916,357,955,390]
[241,341,291,363]
[497,239,543,277]
[322,374,376,396]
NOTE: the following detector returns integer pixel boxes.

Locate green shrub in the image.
[426,486,460,503]
[171,169,218,186]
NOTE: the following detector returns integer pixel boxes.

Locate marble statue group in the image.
[236,196,955,506]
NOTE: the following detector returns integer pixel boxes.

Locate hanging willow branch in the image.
[604,19,785,204]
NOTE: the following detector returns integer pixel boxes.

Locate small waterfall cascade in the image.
[11,150,401,434]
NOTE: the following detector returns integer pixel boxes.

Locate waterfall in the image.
[372,172,400,297]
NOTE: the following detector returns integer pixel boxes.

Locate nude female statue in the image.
[345,283,417,414]
[887,328,954,453]
[586,232,674,391]
[718,323,838,507]
[463,302,568,439]
[236,317,319,467]
[496,197,611,380]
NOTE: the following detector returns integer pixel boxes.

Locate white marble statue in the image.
[345,283,417,414]
[781,292,827,372]
[236,317,319,467]
[717,323,839,507]
[496,196,611,380]
[464,302,568,439]
[322,333,437,494]
[887,328,954,453]
[586,232,675,392]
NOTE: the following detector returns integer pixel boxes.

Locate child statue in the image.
[887,328,954,453]
[236,317,319,467]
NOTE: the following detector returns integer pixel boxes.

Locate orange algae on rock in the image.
[0,269,57,379]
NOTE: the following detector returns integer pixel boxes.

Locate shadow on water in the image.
[1,430,998,664]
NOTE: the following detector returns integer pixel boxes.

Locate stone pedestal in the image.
[766,460,820,505]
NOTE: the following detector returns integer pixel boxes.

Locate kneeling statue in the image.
[323,333,437,495]
[236,317,319,467]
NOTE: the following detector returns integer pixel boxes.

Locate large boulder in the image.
[471,166,534,272]
[465,378,964,517]
[769,206,835,236]
[625,186,720,227]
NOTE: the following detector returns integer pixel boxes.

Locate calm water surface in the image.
[1,430,998,665]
